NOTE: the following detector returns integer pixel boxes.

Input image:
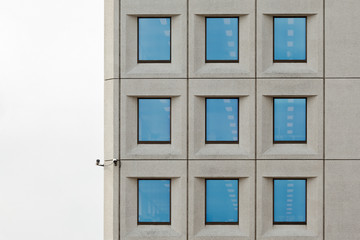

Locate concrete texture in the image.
[104,0,360,239]
[120,160,187,240]
[189,79,255,159]
[189,0,255,78]
[257,79,323,159]
[104,0,120,80]
[104,79,120,240]
[325,0,360,77]
[120,79,187,159]
[257,0,323,78]
[257,160,323,240]
[325,79,360,159]
[120,0,187,78]
[188,160,255,240]
[325,160,360,240]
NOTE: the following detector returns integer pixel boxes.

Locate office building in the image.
[104,0,360,239]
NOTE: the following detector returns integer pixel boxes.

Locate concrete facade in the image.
[104,0,360,239]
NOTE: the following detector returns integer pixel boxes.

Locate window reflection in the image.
[206,98,239,142]
[138,98,171,142]
[274,17,306,61]
[138,18,171,61]
[206,17,239,61]
[274,98,306,142]
[206,179,239,223]
[138,180,171,223]
[274,179,306,223]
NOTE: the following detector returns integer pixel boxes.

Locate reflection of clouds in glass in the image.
[288,18,294,24]
[228,115,234,120]
[227,189,235,193]
[287,183,294,187]
[164,30,170,36]
[160,18,168,25]
[223,18,231,25]
[225,107,233,112]
[225,183,233,187]
[229,194,236,198]
[232,130,237,134]
[159,99,168,103]
[230,123,236,127]
[233,136,237,140]
[287,123,293,127]
[288,29,294,36]
[164,107,170,112]
[232,203,238,207]
[287,41,294,47]
[227,41,235,47]
[288,99,295,103]
[226,30,233,36]
[229,51,236,57]
[287,51,292,57]
[287,106,294,112]
[223,99,231,103]
[287,130,293,134]
[287,115,294,120]
[231,199,237,202]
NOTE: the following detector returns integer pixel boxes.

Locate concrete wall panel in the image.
[189,0,255,78]
[257,160,323,240]
[325,0,360,77]
[325,79,360,159]
[120,79,187,159]
[188,160,255,240]
[257,79,323,159]
[189,79,255,159]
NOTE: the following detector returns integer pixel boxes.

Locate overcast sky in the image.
[0,0,104,239]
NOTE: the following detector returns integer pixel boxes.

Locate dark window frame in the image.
[137,17,172,63]
[205,178,239,225]
[273,97,307,144]
[205,97,240,144]
[137,97,171,144]
[273,16,307,63]
[137,178,172,225]
[205,16,240,63]
[273,178,307,225]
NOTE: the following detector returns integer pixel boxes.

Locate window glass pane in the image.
[274,179,306,223]
[138,18,171,61]
[274,17,306,61]
[274,98,306,142]
[138,99,170,142]
[206,98,238,142]
[138,180,170,223]
[206,18,238,61]
[206,180,238,223]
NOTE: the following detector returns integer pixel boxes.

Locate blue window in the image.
[206,179,238,224]
[274,179,306,224]
[206,17,239,62]
[274,98,306,143]
[138,98,171,143]
[274,17,306,61]
[206,98,239,143]
[138,179,171,224]
[138,17,171,62]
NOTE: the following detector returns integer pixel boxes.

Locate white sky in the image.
[0,0,104,239]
